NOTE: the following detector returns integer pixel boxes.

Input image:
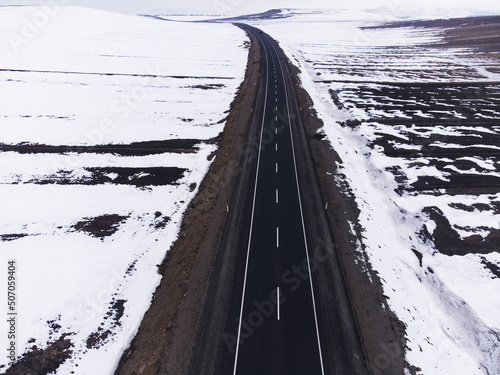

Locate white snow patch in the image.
[0,6,248,374]
[247,9,500,375]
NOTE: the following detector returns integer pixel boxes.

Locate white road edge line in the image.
[233,32,271,375]
[269,39,326,375]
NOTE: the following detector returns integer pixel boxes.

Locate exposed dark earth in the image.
[2,12,499,375]
[328,19,500,263]
[117,14,500,375]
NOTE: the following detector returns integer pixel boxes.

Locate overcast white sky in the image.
[0,0,499,16]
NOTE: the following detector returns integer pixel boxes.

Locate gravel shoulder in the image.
[114,28,261,375]
[285,60,408,375]
[115,23,408,375]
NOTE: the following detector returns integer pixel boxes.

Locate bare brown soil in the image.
[86,299,126,350]
[365,15,500,52]
[114,29,261,375]
[112,23,427,375]
[73,214,129,239]
[114,23,414,375]
[286,59,409,375]
[363,15,500,58]
[427,16,500,52]
[3,335,74,375]
[5,15,497,375]
[326,25,500,263]
[48,167,186,187]
[0,139,201,155]
[318,17,499,374]
[336,84,500,261]
[423,207,500,256]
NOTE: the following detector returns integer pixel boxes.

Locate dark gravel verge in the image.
[113,28,261,375]
[285,57,408,374]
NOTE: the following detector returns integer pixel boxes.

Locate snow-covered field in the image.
[1,5,499,375]
[248,9,500,375]
[0,6,248,374]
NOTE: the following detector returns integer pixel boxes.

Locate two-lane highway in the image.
[230,28,324,374]
[189,25,369,375]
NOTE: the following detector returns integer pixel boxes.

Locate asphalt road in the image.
[189,25,369,375]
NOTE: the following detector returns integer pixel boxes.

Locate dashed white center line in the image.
[275,127,277,135]
[276,227,279,248]
[276,189,279,203]
[269,39,326,374]
[277,287,280,321]
[276,163,278,173]
[275,143,278,152]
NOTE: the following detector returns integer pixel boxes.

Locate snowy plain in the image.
[248,8,500,375]
[0,6,248,374]
[1,5,499,375]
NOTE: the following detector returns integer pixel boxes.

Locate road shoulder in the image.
[114,28,261,375]
[285,59,408,374]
